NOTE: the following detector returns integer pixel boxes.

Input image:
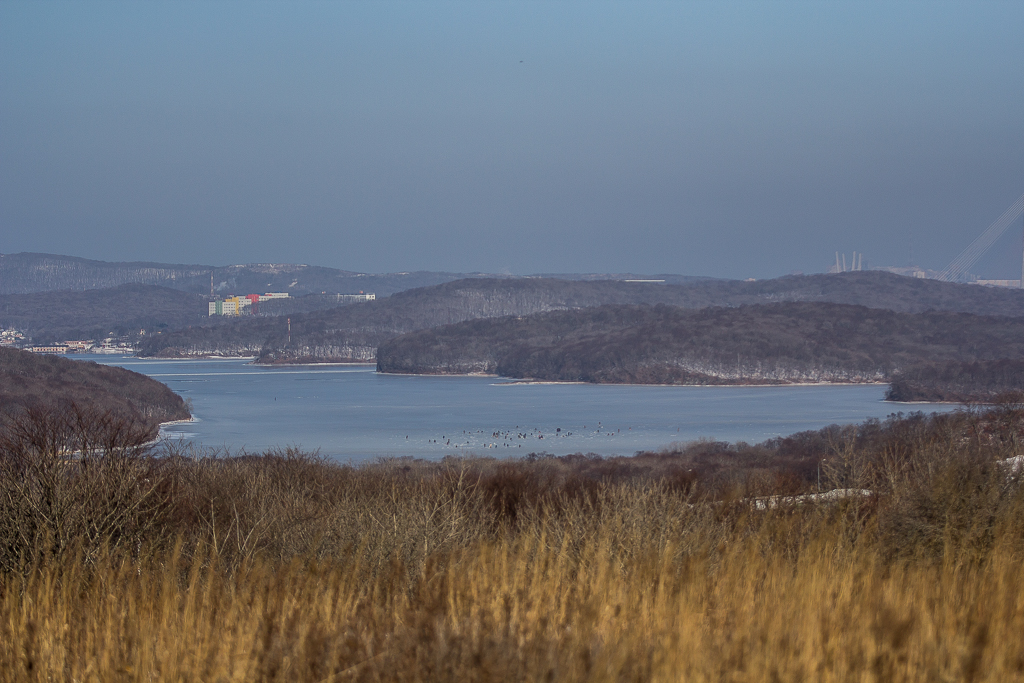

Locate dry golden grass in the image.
[2,405,1024,681]
[3,495,1024,682]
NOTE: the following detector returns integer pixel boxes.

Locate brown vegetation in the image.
[1,404,1024,680]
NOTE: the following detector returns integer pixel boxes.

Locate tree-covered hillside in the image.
[886,360,1024,403]
[376,302,1024,385]
[0,348,190,433]
[0,284,209,343]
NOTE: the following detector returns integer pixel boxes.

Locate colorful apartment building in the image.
[208,292,291,316]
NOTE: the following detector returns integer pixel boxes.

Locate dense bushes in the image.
[1,402,1022,573]
[0,405,162,572]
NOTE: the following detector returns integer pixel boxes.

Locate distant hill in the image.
[0,253,214,295]
[0,347,190,434]
[0,284,209,343]
[0,252,478,297]
[376,303,1024,385]
[137,271,1024,362]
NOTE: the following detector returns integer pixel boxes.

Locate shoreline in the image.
[495,379,891,388]
[376,369,890,388]
[388,373,892,389]
[255,361,377,367]
[152,355,258,361]
[882,399,976,405]
[159,417,195,427]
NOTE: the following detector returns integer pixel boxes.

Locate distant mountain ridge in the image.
[0,252,479,297]
[0,253,217,295]
[0,252,724,298]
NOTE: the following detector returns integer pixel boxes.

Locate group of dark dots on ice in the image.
[409,421,645,448]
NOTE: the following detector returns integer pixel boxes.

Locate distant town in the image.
[0,286,377,354]
[207,291,374,316]
[1,332,136,356]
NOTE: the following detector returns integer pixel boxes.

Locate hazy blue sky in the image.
[2,1,1023,279]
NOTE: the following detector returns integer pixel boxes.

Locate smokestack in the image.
[835,252,840,273]
[287,318,291,344]
[842,253,847,272]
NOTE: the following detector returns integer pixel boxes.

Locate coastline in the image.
[881,399,973,405]
[258,361,377,367]
[95,353,258,362]
[378,370,501,378]
[378,372,892,389]
[493,378,890,388]
[159,417,195,427]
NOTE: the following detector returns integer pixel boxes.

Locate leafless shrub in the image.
[0,404,163,572]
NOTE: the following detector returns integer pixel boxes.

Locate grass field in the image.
[2,404,1023,681]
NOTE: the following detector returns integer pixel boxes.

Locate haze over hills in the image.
[135,271,1024,363]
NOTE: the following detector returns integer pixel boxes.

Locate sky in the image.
[2,1,1023,280]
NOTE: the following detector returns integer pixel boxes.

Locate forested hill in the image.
[137,272,1024,362]
[0,348,190,434]
[376,302,1024,385]
[886,360,1024,403]
[0,284,209,343]
[0,252,475,297]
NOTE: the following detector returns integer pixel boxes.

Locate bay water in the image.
[90,356,956,463]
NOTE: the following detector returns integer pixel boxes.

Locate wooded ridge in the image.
[376,302,1024,385]
[886,359,1024,403]
[0,284,209,343]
